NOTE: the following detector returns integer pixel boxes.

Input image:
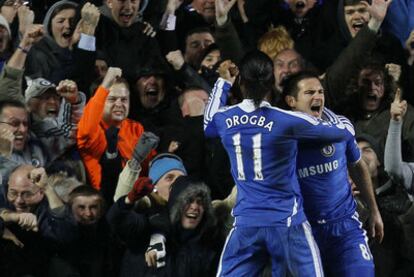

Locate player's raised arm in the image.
[204,60,238,137]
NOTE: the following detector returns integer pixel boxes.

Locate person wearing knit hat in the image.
[149,153,187,201]
[107,153,189,276]
[114,153,187,207]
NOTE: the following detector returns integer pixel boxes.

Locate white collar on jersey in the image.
[239,99,271,112]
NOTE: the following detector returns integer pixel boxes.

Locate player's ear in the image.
[285,95,295,109]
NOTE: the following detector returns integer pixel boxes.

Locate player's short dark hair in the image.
[281,71,320,98]
[239,50,276,108]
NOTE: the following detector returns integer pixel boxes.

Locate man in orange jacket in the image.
[77,67,157,203]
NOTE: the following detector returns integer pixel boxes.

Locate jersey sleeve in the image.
[339,116,361,164]
[204,78,232,138]
[289,111,350,143]
[346,137,361,164]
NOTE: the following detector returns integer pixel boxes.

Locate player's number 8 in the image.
[359,243,372,261]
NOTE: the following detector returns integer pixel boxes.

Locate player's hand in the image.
[369,210,384,243]
[390,88,407,121]
[218,60,239,84]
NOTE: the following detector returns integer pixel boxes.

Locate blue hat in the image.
[149,154,187,184]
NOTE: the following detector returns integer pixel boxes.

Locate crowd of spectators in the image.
[0,0,413,276]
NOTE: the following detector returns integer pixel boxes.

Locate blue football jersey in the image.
[296,109,360,222]
[204,78,352,227]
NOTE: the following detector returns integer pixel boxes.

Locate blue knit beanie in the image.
[149,154,187,185]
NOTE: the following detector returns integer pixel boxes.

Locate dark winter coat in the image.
[25,1,96,92]
[311,0,405,71]
[107,177,225,277]
[0,185,76,277]
[95,6,163,79]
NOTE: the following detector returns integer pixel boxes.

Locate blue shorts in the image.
[216,221,324,277]
[311,213,374,277]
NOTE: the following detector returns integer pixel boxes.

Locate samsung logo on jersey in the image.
[226,115,274,131]
[297,160,339,178]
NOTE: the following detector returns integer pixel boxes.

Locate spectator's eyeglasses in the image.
[2,0,28,6]
[0,120,28,128]
[7,189,40,201]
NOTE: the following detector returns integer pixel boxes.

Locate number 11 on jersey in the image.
[232,133,264,181]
